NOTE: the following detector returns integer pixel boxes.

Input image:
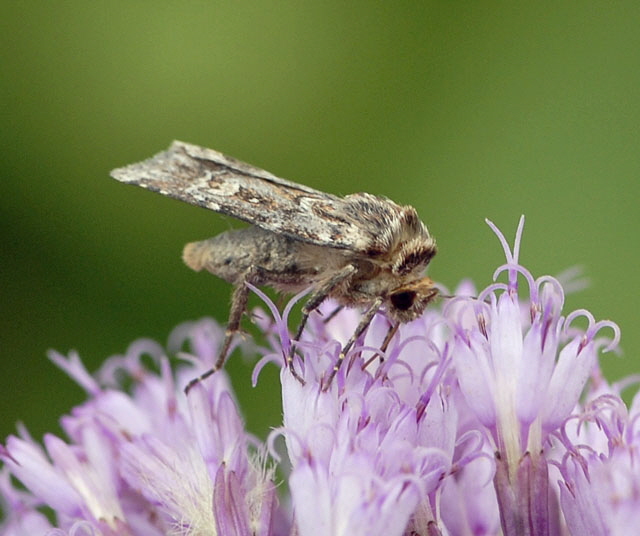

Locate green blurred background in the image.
[2,2,639,442]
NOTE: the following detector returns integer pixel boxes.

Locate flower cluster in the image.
[1,218,636,536]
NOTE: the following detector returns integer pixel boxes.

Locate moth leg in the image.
[362,322,399,371]
[288,264,357,380]
[323,296,384,390]
[184,269,256,395]
[380,322,400,353]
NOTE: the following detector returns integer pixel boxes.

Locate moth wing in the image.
[111,141,398,253]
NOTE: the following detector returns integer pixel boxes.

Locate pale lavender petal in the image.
[558,457,607,536]
[289,461,332,535]
[489,294,524,386]
[516,312,559,425]
[453,332,498,428]
[4,435,83,516]
[1,512,54,535]
[541,338,595,431]
[440,456,499,536]
[213,465,251,536]
[0,467,55,535]
[120,435,215,531]
[44,431,125,529]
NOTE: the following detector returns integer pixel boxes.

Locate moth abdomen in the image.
[183,226,321,288]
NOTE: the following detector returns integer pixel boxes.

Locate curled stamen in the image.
[611,374,640,395]
[247,284,310,358]
[252,351,282,386]
[535,276,565,314]
[563,311,620,355]
[476,282,508,304]
[492,262,537,296]
[564,309,596,337]
[265,427,290,464]
[588,320,621,353]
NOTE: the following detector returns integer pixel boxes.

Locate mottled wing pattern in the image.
[111,141,403,254]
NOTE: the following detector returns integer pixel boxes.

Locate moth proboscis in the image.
[110,141,438,393]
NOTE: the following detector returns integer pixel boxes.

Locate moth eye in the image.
[390,290,416,311]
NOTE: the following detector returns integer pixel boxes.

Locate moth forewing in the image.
[110,141,438,393]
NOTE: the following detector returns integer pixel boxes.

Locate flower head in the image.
[1,217,633,536]
[555,381,640,535]
[2,323,277,536]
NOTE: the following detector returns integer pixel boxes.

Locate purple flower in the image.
[555,380,640,535]
[2,327,278,535]
[1,217,631,536]
[445,218,620,535]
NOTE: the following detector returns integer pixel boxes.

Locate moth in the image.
[111,141,438,393]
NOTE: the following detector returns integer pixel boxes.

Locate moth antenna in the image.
[439,293,490,304]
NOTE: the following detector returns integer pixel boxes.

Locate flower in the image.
[2,328,278,536]
[1,217,632,536]
[555,380,640,535]
[445,218,621,535]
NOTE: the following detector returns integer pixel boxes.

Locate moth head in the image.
[387,277,438,323]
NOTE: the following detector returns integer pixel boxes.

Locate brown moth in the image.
[111,141,438,393]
